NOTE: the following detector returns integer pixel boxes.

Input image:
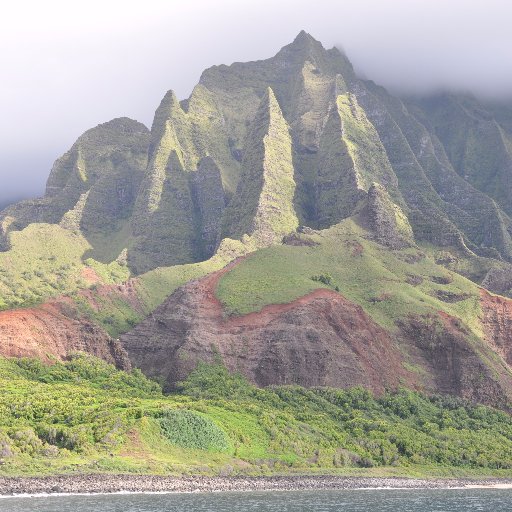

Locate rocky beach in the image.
[0,475,511,496]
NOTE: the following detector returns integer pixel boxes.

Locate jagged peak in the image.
[151,89,182,130]
[274,31,356,83]
[223,86,297,245]
[243,87,288,144]
[291,30,321,47]
[277,31,326,61]
[159,89,180,108]
[261,86,280,112]
[254,87,285,124]
[181,83,218,114]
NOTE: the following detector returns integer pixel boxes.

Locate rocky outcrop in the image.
[349,77,512,260]
[121,262,412,392]
[363,183,414,249]
[482,266,512,297]
[128,85,238,273]
[397,312,512,407]
[480,289,512,366]
[314,98,364,226]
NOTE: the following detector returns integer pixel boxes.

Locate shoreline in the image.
[0,475,512,497]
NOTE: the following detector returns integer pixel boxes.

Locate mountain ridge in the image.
[1,32,512,408]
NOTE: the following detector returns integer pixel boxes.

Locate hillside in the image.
[1,31,512,419]
[1,354,512,477]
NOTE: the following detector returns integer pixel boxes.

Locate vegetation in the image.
[0,224,90,309]
[0,223,130,311]
[1,30,512,481]
[159,410,229,452]
[0,356,512,477]
[223,88,299,245]
[311,273,339,290]
[216,218,482,335]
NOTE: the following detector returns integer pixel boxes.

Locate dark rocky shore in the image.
[0,475,511,496]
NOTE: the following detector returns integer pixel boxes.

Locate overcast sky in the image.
[1,0,511,206]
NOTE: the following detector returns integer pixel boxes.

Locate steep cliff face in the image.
[397,312,512,408]
[411,94,512,217]
[192,157,226,259]
[363,183,414,249]
[480,289,512,366]
[128,149,200,274]
[482,266,512,297]
[126,85,239,272]
[223,88,299,245]
[121,261,412,393]
[0,118,150,268]
[121,257,512,407]
[4,31,512,275]
[315,94,403,229]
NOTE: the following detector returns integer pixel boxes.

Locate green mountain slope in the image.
[2,30,512,479]
[1,31,512,416]
[223,88,299,245]
[2,32,512,280]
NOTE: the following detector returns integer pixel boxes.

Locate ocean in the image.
[0,488,510,511]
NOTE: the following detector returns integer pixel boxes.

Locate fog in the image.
[1,0,511,206]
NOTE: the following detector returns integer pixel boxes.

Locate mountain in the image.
[2,32,512,409]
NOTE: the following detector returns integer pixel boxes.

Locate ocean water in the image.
[0,489,510,511]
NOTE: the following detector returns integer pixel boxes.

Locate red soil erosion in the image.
[3,257,512,407]
[0,280,141,369]
[121,260,414,393]
[480,289,512,366]
[121,261,512,406]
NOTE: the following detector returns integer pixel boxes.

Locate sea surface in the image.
[0,489,510,511]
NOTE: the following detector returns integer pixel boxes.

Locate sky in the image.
[1,0,511,207]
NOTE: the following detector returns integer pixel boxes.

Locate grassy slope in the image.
[136,238,251,312]
[73,239,250,339]
[216,218,482,335]
[0,224,91,309]
[0,224,131,311]
[0,355,512,478]
[0,218,245,340]
[0,220,225,336]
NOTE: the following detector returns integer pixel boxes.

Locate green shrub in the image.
[1,356,512,473]
[159,409,229,452]
[311,273,333,286]
[9,428,43,456]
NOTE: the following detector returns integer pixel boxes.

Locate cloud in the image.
[1,0,511,206]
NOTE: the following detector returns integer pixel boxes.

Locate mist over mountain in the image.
[1,0,511,206]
